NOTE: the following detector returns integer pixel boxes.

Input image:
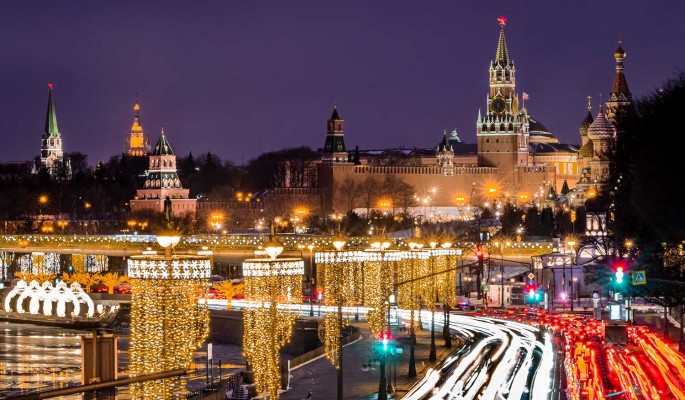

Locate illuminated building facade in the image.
[124,99,151,157]
[281,20,632,218]
[130,129,197,216]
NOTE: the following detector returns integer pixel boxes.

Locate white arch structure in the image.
[4,279,95,318]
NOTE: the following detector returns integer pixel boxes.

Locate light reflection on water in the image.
[0,322,91,399]
[0,321,245,399]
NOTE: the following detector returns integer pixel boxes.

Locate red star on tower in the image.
[497,16,507,26]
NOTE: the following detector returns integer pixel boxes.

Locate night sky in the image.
[1,1,683,165]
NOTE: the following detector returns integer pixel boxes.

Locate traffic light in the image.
[615,266,624,284]
[317,290,324,302]
[380,331,391,352]
[528,286,536,299]
[475,248,484,260]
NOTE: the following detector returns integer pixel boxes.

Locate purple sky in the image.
[1,1,684,165]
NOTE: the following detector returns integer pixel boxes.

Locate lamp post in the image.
[441,241,453,349]
[308,244,314,317]
[331,238,346,400]
[366,238,394,400]
[429,241,438,362]
[406,242,418,378]
[566,240,577,313]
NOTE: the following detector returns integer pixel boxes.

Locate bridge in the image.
[0,234,552,280]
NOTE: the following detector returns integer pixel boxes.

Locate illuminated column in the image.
[127,254,211,398]
[242,248,304,400]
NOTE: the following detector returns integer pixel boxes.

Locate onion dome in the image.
[586,108,616,140]
[578,139,594,158]
[579,110,594,137]
[614,42,626,60]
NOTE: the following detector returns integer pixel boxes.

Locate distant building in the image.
[130,128,196,217]
[273,21,632,221]
[35,84,71,178]
[124,98,151,157]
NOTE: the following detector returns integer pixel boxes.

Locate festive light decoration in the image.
[4,279,94,318]
[363,250,403,338]
[315,250,364,364]
[396,249,430,333]
[242,257,304,400]
[128,255,210,399]
[0,234,552,255]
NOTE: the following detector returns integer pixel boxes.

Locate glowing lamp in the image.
[263,236,283,260]
[381,241,391,249]
[332,238,346,251]
[429,241,438,249]
[441,242,452,249]
[156,235,180,249]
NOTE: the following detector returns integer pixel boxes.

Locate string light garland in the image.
[242,257,304,400]
[396,250,430,333]
[128,255,210,399]
[315,250,364,364]
[363,250,403,338]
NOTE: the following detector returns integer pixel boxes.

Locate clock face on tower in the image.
[490,97,506,115]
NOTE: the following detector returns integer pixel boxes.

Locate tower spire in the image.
[44,83,60,138]
[610,41,631,100]
[495,16,509,66]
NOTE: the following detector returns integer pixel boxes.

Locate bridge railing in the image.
[0,234,553,254]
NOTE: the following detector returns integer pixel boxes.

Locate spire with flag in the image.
[44,83,60,139]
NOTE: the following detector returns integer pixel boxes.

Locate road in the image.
[401,312,559,400]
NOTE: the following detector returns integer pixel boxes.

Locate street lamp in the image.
[307,244,315,317]
[440,241,453,348]
[332,237,346,400]
[38,194,48,217]
[566,239,577,312]
[428,241,438,361]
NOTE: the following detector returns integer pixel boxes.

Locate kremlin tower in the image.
[130,128,196,217]
[37,83,71,179]
[322,107,348,162]
[476,17,529,170]
[124,98,151,157]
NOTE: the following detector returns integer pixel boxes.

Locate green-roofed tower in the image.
[39,83,68,178]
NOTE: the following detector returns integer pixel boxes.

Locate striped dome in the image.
[586,109,615,140]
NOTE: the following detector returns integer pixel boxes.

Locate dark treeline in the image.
[0,147,319,231]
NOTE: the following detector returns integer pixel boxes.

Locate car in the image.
[114,285,131,294]
[90,283,108,293]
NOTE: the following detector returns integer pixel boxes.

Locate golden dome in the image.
[614,42,626,59]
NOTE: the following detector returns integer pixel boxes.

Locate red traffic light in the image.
[475,248,484,259]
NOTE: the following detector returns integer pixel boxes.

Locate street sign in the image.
[527,273,535,280]
[632,270,646,285]
[482,285,490,292]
